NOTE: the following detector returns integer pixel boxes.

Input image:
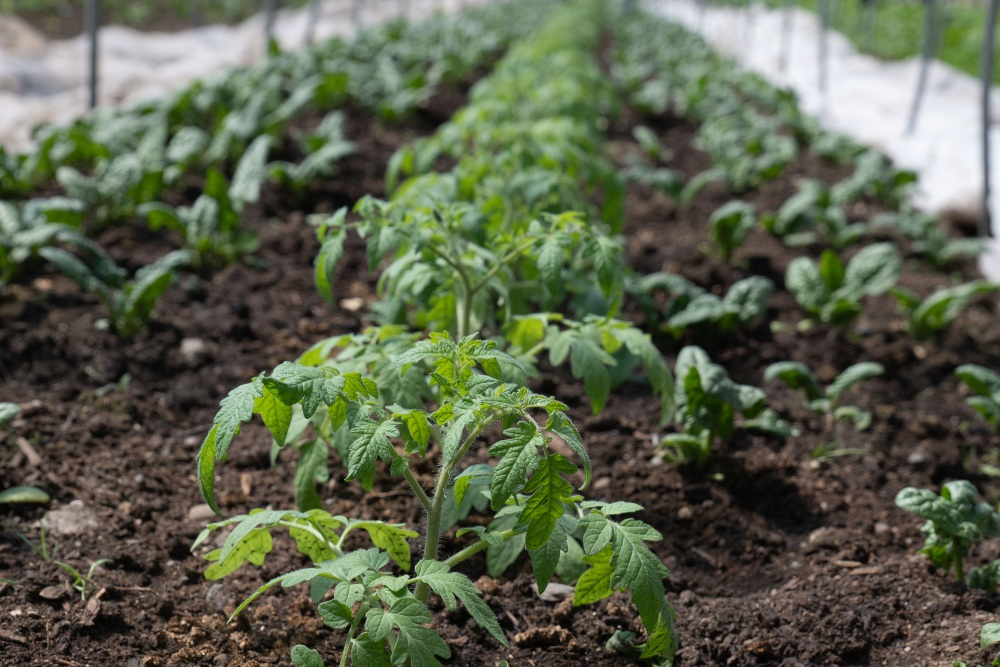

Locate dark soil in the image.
[3,73,1000,667]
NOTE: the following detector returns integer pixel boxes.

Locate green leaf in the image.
[205,529,273,580]
[347,418,400,481]
[214,381,264,460]
[351,633,392,667]
[254,383,293,447]
[315,226,347,304]
[0,486,50,505]
[294,439,329,511]
[785,256,827,314]
[318,599,353,630]
[545,412,590,488]
[569,336,614,414]
[267,362,347,418]
[981,623,1000,649]
[489,421,544,509]
[394,409,431,456]
[840,242,901,298]
[0,402,21,426]
[520,453,575,550]
[414,560,508,646]
[453,464,494,507]
[764,361,822,401]
[366,598,451,667]
[529,515,572,593]
[827,362,883,401]
[291,645,325,667]
[573,545,614,605]
[354,521,418,571]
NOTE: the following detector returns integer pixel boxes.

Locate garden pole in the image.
[696,0,706,32]
[85,0,99,110]
[818,0,829,104]
[779,0,793,74]
[351,0,361,31]
[190,0,203,27]
[743,0,756,61]
[906,0,940,135]
[305,0,321,45]
[264,0,279,52]
[981,0,999,238]
[863,0,880,55]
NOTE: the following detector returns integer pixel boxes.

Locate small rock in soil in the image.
[677,505,694,521]
[205,583,229,612]
[187,504,216,522]
[44,501,99,536]
[179,338,210,367]
[513,625,573,647]
[536,582,574,602]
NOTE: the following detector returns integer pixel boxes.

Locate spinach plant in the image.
[56,153,164,229]
[0,402,49,506]
[708,200,756,260]
[956,365,1000,434]
[874,209,984,269]
[195,334,677,666]
[891,280,999,341]
[785,243,901,326]
[636,273,772,339]
[270,111,357,193]
[43,248,191,338]
[896,480,1000,585]
[663,345,785,469]
[762,179,867,249]
[764,360,883,433]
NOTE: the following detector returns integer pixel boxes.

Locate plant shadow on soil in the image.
[3,78,1000,667]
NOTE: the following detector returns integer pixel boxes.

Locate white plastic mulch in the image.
[644,0,1000,278]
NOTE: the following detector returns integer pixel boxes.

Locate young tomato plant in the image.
[195,335,677,666]
[896,480,1000,586]
[636,273,772,339]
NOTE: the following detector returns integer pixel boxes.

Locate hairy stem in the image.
[401,462,432,512]
[339,601,370,667]
[414,417,493,603]
[442,529,518,569]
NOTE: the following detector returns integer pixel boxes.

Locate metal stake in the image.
[981,0,999,238]
[305,0,321,45]
[779,0,794,74]
[906,0,940,135]
[818,0,830,104]
[264,0,279,52]
[85,0,100,110]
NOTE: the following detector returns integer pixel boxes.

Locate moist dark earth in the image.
[2,71,1000,667]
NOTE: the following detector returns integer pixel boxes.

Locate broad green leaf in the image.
[318,599,353,630]
[291,645,325,667]
[827,362,883,401]
[205,529,273,580]
[394,409,431,455]
[366,598,451,667]
[520,453,575,550]
[545,411,590,487]
[254,384,293,447]
[355,521,418,571]
[414,560,507,645]
[0,402,21,426]
[294,439,329,511]
[489,420,543,509]
[267,362,347,418]
[841,242,900,298]
[981,623,1000,649]
[573,545,614,605]
[351,633,392,667]
[347,417,399,481]
[785,257,826,313]
[528,515,572,592]
[764,361,822,401]
[0,486,50,504]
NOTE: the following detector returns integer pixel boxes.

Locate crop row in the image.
[4,0,999,663]
[0,1,545,336]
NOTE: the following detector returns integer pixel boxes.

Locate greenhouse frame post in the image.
[264,0,279,51]
[779,0,794,74]
[818,0,830,103]
[863,0,880,55]
[982,0,999,239]
[905,0,940,135]
[85,0,100,110]
[305,0,321,45]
